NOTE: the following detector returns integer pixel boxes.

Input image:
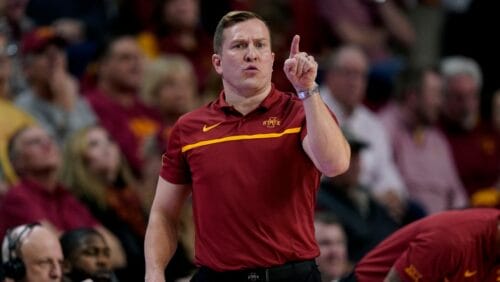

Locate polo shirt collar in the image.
[215,84,281,114]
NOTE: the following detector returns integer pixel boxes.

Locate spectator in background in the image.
[60,228,119,282]
[440,56,500,199]
[141,55,200,135]
[24,0,115,77]
[25,0,110,43]
[1,223,63,282]
[0,125,126,269]
[14,27,96,145]
[0,30,35,190]
[0,0,34,95]
[139,55,200,202]
[379,67,468,214]
[317,0,415,61]
[314,212,353,282]
[317,129,401,262]
[316,0,416,109]
[320,45,408,223]
[137,0,214,94]
[61,125,147,281]
[85,35,164,178]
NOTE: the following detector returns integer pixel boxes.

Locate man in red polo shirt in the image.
[355,208,500,282]
[144,10,351,282]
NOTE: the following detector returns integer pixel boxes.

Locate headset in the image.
[1,223,40,281]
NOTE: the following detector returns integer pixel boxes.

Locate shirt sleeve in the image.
[359,116,407,199]
[394,230,458,282]
[160,122,191,184]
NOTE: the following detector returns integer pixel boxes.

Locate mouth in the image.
[244,65,258,71]
[243,66,259,74]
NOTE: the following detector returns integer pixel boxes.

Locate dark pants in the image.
[190,260,321,282]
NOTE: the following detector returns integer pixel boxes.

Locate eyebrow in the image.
[230,37,268,43]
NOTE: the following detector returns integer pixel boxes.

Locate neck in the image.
[23,170,59,192]
[399,102,420,130]
[99,81,136,107]
[33,82,53,100]
[224,83,271,116]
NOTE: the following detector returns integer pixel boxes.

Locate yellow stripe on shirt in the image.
[181,127,302,152]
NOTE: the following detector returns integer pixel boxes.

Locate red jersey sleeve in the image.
[160,122,191,184]
[394,230,458,282]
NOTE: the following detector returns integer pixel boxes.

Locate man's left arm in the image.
[284,35,350,177]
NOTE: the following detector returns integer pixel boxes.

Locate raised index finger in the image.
[289,35,300,58]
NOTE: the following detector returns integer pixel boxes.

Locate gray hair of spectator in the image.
[1,223,39,263]
[213,11,269,54]
[326,45,368,71]
[440,56,483,92]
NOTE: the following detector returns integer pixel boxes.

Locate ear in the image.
[212,54,223,75]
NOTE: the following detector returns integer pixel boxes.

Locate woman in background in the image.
[61,125,147,282]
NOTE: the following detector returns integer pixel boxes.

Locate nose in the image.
[40,137,55,150]
[49,261,62,279]
[244,44,258,62]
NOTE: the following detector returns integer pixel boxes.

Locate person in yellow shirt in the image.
[0,31,36,189]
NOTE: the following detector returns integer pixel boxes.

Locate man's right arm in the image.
[144,177,192,282]
[384,267,402,282]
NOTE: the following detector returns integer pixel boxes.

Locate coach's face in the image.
[212,18,274,97]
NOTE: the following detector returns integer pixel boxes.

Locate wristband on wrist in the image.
[297,83,319,100]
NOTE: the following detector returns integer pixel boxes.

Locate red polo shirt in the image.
[161,86,323,271]
[0,179,98,238]
[355,208,500,282]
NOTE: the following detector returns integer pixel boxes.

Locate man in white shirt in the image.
[320,45,408,221]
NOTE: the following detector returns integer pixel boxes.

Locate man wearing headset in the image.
[1,223,63,282]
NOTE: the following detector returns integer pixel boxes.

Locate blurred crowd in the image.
[0,0,498,281]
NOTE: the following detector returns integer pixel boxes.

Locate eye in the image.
[255,41,265,48]
[233,42,247,49]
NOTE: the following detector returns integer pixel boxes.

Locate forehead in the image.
[21,228,63,259]
[86,127,106,138]
[423,71,442,85]
[18,127,47,141]
[336,50,367,70]
[222,18,270,44]
[77,234,107,249]
[315,222,345,237]
[109,37,139,55]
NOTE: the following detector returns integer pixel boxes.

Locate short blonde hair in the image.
[140,55,197,106]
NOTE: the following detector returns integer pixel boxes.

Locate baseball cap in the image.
[21,27,67,55]
[342,128,368,152]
